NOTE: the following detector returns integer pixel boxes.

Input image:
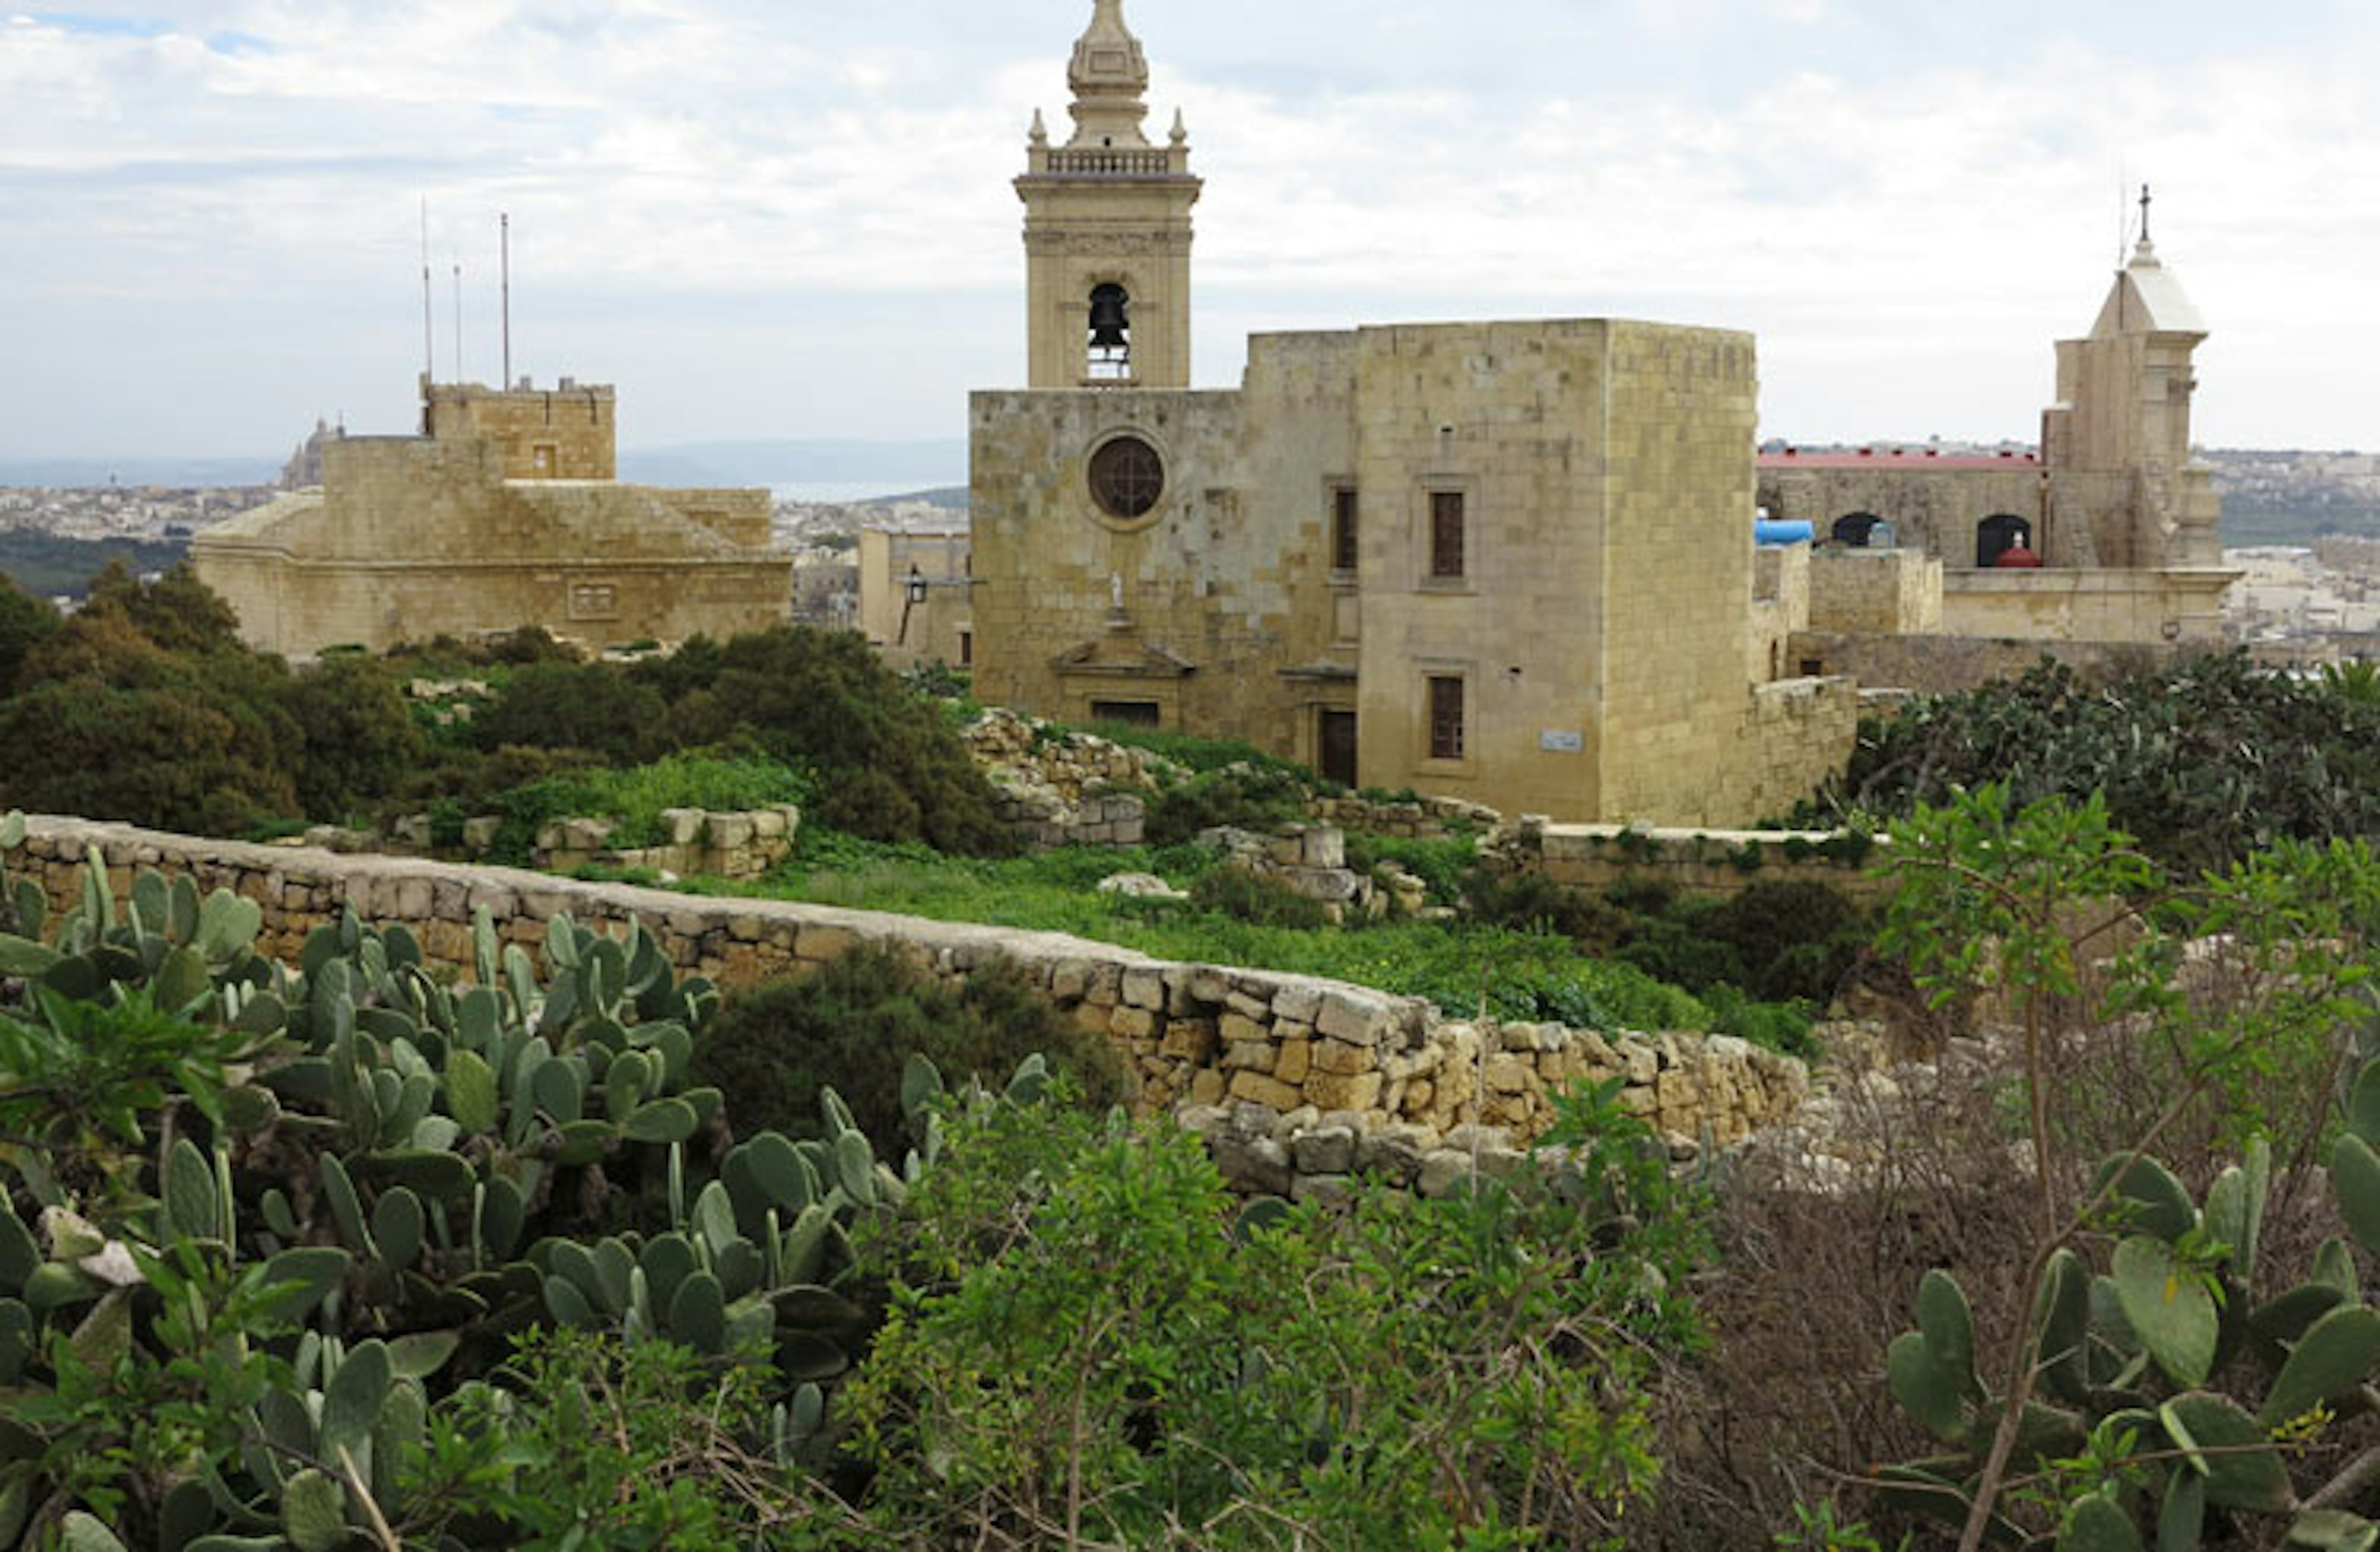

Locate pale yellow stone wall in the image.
[1807,548,1944,637]
[1748,541,1812,682]
[971,330,1358,759]
[193,401,788,656]
[1758,464,2049,565]
[423,379,617,480]
[858,529,975,669]
[1941,568,2235,646]
[973,319,1853,826]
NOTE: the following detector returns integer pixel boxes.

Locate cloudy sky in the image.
[4,0,2376,465]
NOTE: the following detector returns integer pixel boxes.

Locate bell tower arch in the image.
[1017,0,1201,389]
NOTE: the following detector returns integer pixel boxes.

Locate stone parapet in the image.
[7,816,1809,1165]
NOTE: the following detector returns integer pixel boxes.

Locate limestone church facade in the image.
[968,1,1858,827]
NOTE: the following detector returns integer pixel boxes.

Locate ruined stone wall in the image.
[1484,817,1893,906]
[9,818,1809,1178]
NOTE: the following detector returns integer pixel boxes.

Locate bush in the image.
[844,1082,1704,1549]
[690,944,1126,1150]
[471,659,673,767]
[664,627,1013,855]
[281,653,425,821]
[0,602,302,833]
[483,754,813,863]
[1144,762,1312,845]
[1793,651,2380,875]
[1187,863,1332,928]
[0,568,58,695]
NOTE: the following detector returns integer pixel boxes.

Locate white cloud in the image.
[1,1,2376,454]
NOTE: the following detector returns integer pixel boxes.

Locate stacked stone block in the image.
[10,817,1810,1178]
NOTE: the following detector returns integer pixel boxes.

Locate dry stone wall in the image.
[1483,816,1893,905]
[8,817,1810,1193]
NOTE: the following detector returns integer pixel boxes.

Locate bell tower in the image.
[1017,0,1201,389]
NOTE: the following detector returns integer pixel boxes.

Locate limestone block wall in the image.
[1786,630,2172,695]
[1941,568,2237,647]
[1758,464,2047,568]
[7,818,1808,1165]
[1807,548,1944,637]
[1482,816,1893,906]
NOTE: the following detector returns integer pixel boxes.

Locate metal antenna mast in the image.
[452,257,464,383]
[420,197,434,384]
[501,213,513,389]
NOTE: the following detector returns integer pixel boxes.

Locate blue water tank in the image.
[1754,519,1815,547]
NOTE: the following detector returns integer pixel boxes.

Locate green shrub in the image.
[470,659,673,766]
[0,568,58,695]
[690,943,1125,1150]
[663,627,1013,855]
[844,1087,1703,1548]
[1187,863,1331,928]
[281,653,425,821]
[1144,762,1312,845]
[484,754,812,864]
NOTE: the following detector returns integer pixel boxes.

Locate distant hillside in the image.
[621,439,964,493]
[863,486,969,511]
[0,457,278,488]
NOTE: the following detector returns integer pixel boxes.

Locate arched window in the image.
[1087,283,1132,381]
[1831,513,1883,548]
[1977,514,2032,568]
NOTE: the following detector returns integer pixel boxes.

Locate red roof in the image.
[1760,449,2041,472]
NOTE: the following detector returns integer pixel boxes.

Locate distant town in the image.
[4,441,2376,659]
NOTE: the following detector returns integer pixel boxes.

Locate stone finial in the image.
[1065,0,1152,147]
[1029,108,1048,148]
[1170,107,1188,145]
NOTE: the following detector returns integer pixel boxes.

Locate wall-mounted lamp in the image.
[899,565,928,645]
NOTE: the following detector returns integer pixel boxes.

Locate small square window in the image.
[1331,487,1360,572]
[1427,675,1465,761]
[1429,491,1466,580]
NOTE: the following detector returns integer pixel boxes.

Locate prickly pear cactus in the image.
[0,843,1054,1546]
[1880,1067,2380,1551]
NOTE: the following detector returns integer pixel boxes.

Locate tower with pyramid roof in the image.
[1016,0,1201,389]
[2043,196,2224,570]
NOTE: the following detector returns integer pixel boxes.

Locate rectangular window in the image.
[1090,699,1162,730]
[1429,491,1466,580]
[958,630,974,668]
[1427,675,1465,762]
[1331,487,1360,572]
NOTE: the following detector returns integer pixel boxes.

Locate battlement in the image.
[419,374,617,481]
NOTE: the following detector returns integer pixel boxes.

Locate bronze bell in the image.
[1087,284,1130,348]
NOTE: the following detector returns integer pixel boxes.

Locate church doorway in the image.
[1318,708,1359,789]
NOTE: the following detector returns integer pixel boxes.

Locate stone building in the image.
[857,526,974,670]
[194,376,791,656]
[1760,216,2238,651]
[968,2,1856,827]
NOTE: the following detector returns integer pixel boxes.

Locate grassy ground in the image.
[674,831,1815,1052]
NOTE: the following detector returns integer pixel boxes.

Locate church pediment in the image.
[1052,636,1196,678]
